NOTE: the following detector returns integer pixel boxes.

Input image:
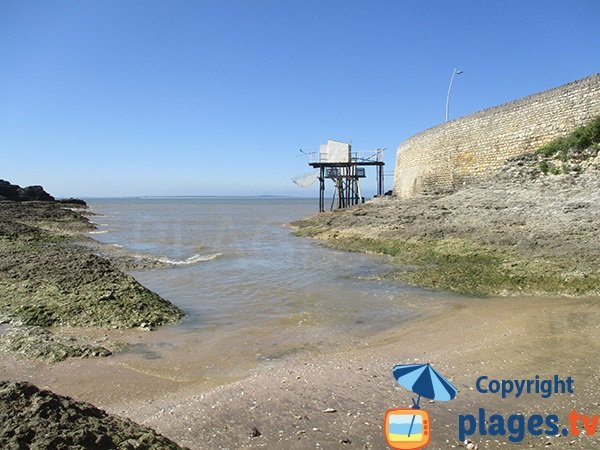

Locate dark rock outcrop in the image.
[0,180,54,202]
[0,179,87,205]
[0,180,21,201]
[58,197,88,207]
[21,185,55,201]
[0,381,188,449]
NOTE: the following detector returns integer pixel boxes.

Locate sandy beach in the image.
[2,174,600,449]
[3,2,600,448]
[3,293,600,449]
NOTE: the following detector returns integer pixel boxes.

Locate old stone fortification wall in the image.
[394,74,600,197]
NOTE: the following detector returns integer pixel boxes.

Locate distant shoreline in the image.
[73,195,319,200]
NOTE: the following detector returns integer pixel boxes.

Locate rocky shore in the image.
[0,183,183,361]
[0,171,598,449]
[0,182,189,448]
[0,380,188,449]
[292,139,600,296]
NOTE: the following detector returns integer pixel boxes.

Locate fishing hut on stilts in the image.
[308,140,385,212]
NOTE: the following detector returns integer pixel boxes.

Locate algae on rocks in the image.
[0,326,112,362]
[0,200,183,361]
[0,381,189,449]
[291,143,600,297]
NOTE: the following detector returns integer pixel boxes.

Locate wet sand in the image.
[3,294,599,449]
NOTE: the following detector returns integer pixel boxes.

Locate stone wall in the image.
[393,74,600,197]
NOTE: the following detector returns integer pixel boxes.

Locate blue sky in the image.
[1,1,599,197]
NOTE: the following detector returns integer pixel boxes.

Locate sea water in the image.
[86,197,448,387]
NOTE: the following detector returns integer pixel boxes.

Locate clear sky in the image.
[1,1,599,197]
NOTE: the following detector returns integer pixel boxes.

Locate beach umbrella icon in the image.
[392,363,457,438]
[392,363,457,406]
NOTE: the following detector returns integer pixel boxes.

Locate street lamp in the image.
[445,68,463,122]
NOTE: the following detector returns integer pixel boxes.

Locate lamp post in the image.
[445,68,463,122]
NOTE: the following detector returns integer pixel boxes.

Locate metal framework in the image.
[308,148,384,212]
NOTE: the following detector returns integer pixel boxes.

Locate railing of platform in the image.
[351,150,384,162]
[307,149,384,164]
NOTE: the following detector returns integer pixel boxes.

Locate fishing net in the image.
[291,170,319,188]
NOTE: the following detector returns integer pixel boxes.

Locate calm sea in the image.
[86,197,449,386]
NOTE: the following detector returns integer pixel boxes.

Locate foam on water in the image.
[156,253,222,265]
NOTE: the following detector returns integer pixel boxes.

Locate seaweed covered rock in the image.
[0,381,188,449]
[0,247,182,328]
[0,199,183,362]
[0,326,112,362]
[0,201,183,329]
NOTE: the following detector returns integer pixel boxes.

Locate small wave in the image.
[156,253,222,266]
[112,244,123,248]
[89,230,110,235]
